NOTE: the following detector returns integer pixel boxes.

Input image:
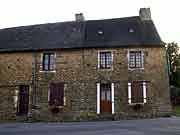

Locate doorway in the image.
[17,85,29,116]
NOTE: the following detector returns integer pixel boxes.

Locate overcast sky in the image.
[0,0,179,43]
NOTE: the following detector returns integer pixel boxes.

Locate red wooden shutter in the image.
[131,82,143,103]
[49,84,54,105]
[56,83,64,106]
[49,83,64,106]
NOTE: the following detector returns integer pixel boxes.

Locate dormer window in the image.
[97,29,104,35]
[129,28,135,33]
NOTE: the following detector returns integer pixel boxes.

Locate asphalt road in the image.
[0,117,180,135]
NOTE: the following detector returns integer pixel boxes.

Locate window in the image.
[128,81,147,104]
[99,51,112,69]
[97,29,104,35]
[129,51,144,68]
[100,84,111,101]
[49,83,64,106]
[42,53,55,71]
[129,28,135,33]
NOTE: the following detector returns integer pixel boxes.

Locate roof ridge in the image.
[0,16,140,31]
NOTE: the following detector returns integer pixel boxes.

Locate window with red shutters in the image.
[49,83,64,106]
[131,81,144,103]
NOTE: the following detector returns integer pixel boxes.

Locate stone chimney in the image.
[75,13,85,22]
[139,8,151,20]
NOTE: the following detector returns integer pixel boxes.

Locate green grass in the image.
[173,106,180,116]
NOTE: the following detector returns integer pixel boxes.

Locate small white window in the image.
[128,51,144,69]
[98,51,113,69]
[40,52,56,72]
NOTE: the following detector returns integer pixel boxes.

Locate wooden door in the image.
[100,84,112,113]
[18,85,29,115]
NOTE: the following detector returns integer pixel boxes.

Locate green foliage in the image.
[166,42,180,87]
[171,86,180,98]
[173,106,180,116]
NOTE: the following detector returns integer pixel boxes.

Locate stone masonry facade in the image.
[0,46,172,122]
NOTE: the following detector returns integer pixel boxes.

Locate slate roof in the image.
[0,16,163,52]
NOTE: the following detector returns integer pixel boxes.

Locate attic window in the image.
[97,30,104,35]
[129,28,135,33]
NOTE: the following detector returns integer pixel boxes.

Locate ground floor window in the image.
[49,83,64,106]
[128,81,147,104]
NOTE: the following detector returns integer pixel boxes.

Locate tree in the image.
[166,42,180,87]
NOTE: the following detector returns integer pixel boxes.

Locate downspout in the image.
[166,48,171,81]
[32,52,37,109]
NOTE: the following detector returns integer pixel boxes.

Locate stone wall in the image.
[0,46,172,121]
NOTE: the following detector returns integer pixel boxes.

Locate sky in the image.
[0,0,179,43]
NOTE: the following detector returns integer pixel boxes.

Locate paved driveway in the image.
[0,117,180,135]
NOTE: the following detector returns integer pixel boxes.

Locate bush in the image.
[171,85,180,105]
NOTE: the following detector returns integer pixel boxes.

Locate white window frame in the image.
[40,52,56,73]
[98,50,113,70]
[97,83,100,114]
[127,50,144,70]
[128,81,147,105]
[14,89,18,108]
[111,83,115,114]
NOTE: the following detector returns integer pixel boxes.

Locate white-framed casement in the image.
[128,81,147,104]
[127,50,144,70]
[39,52,56,73]
[96,83,115,114]
[97,50,114,70]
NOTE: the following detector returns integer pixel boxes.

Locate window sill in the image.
[49,105,64,108]
[39,70,56,73]
[49,105,64,113]
[98,67,113,71]
[128,103,146,106]
[128,68,144,71]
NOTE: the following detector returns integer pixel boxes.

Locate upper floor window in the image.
[129,51,144,69]
[42,53,55,71]
[98,51,113,69]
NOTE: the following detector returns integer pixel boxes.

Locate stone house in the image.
[0,8,171,121]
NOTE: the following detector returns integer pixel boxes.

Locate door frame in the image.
[97,83,114,114]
